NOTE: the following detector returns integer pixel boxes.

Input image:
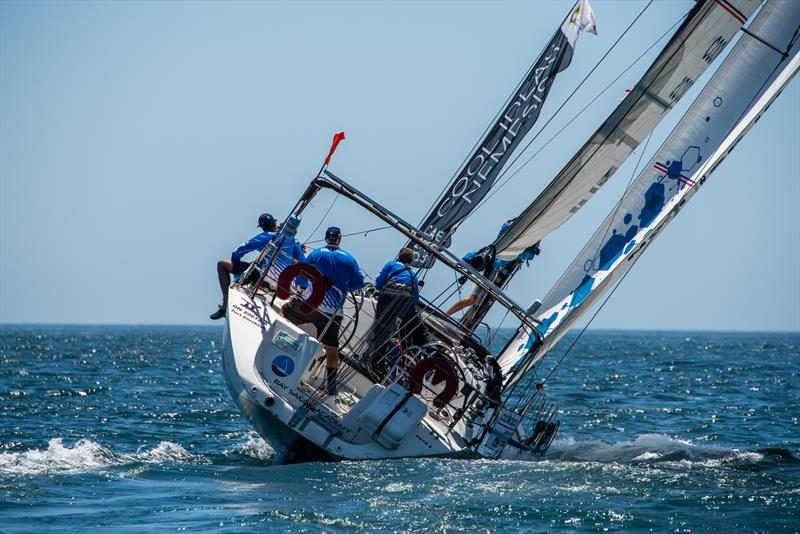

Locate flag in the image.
[562,0,597,49]
[324,131,346,165]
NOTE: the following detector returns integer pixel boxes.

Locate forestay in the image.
[493,0,760,261]
[497,0,800,379]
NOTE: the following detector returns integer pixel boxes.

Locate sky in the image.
[1,0,798,331]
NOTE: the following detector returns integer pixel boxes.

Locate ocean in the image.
[1,325,798,532]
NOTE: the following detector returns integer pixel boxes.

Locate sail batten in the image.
[497,0,800,382]
[493,0,760,261]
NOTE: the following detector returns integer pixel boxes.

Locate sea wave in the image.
[0,438,206,477]
[545,433,799,468]
[229,431,276,461]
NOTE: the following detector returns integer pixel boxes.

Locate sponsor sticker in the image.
[271,355,295,378]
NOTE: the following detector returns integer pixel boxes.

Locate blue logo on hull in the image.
[271,355,295,377]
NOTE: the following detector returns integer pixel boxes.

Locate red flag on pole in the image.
[324,131,346,165]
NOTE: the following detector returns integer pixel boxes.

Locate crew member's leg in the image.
[316,313,342,395]
[370,290,405,377]
[211,260,249,319]
[446,293,477,315]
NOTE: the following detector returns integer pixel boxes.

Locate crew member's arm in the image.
[231,233,270,261]
[374,262,391,291]
[348,258,366,291]
[291,241,306,264]
[295,249,317,289]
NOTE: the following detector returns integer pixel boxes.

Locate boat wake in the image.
[545,433,799,469]
[0,438,207,478]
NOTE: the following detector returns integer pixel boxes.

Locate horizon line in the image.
[0,322,798,335]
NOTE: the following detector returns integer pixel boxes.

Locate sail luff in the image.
[493,0,761,261]
[496,0,800,381]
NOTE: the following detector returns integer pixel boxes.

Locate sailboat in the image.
[220,0,799,462]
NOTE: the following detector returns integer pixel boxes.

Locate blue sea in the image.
[1,325,798,532]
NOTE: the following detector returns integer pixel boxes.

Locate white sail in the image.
[497,0,800,379]
[492,0,760,261]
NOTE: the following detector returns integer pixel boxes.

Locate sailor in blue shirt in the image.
[446,218,515,316]
[369,247,429,379]
[282,226,364,399]
[211,213,305,320]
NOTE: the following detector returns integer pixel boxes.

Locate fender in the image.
[409,356,459,408]
[275,263,330,314]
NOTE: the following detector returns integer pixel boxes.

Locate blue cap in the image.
[258,213,276,228]
[325,226,342,240]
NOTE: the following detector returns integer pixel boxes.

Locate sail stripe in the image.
[714,0,747,24]
[653,163,697,187]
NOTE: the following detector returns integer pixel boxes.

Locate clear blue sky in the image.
[1,0,798,331]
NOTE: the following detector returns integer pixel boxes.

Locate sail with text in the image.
[497,0,800,383]
[492,0,760,261]
[408,0,597,268]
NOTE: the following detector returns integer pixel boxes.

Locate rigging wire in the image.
[541,243,644,384]
[548,130,656,304]
[303,195,338,244]
[498,129,655,405]
[304,225,390,245]
[537,130,653,383]
[415,5,579,227]
[463,2,688,224]
[532,19,800,308]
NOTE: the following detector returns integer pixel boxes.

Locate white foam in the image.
[0,438,203,477]
[547,433,730,464]
[232,431,275,461]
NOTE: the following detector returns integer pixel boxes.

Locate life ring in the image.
[275,263,330,314]
[409,356,459,408]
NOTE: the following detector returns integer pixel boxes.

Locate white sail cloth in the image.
[497,0,800,379]
[493,0,760,261]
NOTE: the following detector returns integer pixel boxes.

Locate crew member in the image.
[210,213,304,320]
[282,226,364,402]
[370,247,428,378]
[447,219,515,316]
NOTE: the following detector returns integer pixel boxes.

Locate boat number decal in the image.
[271,355,295,378]
[275,263,331,314]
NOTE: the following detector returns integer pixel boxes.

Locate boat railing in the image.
[512,385,560,456]
[311,171,542,338]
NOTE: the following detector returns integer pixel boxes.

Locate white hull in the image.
[221,287,479,462]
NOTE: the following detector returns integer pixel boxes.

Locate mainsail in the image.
[493,0,760,261]
[497,0,800,380]
[408,0,597,268]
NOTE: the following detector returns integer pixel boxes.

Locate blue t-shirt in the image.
[462,220,529,275]
[303,245,364,315]
[375,261,419,300]
[231,231,305,283]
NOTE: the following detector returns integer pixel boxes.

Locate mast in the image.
[498,0,800,388]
